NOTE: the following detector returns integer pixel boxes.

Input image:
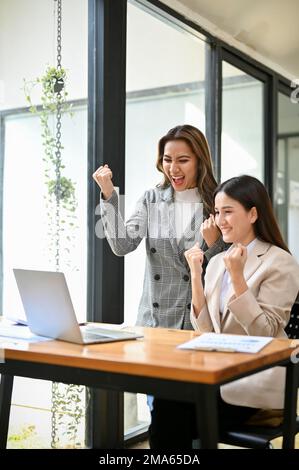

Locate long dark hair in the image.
[214,175,289,252]
[156,124,217,215]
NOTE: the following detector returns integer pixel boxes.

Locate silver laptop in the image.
[13,269,143,345]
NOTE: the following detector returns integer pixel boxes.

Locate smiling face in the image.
[214,191,258,245]
[162,139,198,191]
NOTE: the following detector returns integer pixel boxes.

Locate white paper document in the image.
[0,323,51,343]
[177,332,273,353]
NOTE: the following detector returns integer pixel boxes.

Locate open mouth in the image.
[171,176,185,185]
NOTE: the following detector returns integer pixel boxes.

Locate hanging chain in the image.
[56,0,62,70]
[51,0,62,449]
[54,0,63,272]
[50,1,85,450]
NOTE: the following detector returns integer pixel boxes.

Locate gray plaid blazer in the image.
[100,186,226,330]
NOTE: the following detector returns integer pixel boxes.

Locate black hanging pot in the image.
[54,77,64,93]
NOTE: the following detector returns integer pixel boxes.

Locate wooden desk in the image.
[0,327,298,449]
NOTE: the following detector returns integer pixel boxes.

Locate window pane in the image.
[3,108,87,322]
[277,92,299,261]
[221,61,264,181]
[1,0,87,448]
[0,0,87,110]
[125,0,206,435]
[3,107,88,451]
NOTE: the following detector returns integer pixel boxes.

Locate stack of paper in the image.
[177,332,273,353]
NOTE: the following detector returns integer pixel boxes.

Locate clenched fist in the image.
[223,243,247,279]
[184,243,204,277]
[92,164,114,200]
[200,214,220,247]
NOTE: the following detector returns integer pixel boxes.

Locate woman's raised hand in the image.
[200,214,220,247]
[184,243,204,277]
[92,164,114,200]
[223,243,247,279]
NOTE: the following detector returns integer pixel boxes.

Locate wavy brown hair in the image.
[214,175,290,252]
[156,125,218,214]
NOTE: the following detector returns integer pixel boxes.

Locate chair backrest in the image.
[285,301,299,339]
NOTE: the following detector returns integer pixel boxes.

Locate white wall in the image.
[125,2,206,324]
[0,0,87,110]
[127,2,205,92]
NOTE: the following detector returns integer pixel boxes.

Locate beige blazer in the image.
[191,239,299,409]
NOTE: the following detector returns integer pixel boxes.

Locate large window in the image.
[221,61,264,181]
[2,105,88,448]
[277,92,299,261]
[124,0,207,435]
[0,0,87,448]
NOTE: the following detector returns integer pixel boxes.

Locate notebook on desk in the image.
[13,269,143,345]
[177,332,273,353]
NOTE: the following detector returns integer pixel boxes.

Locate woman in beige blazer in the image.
[149,175,299,449]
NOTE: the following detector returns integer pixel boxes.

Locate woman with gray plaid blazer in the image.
[93,125,226,330]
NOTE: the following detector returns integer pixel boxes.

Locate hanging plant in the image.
[23,65,86,448]
[22,1,87,449]
[23,66,77,267]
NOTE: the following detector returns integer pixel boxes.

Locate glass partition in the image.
[277,92,299,261]
[125,0,207,436]
[221,61,264,181]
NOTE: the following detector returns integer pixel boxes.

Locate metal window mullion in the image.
[0,113,4,311]
[205,42,222,182]
[87,0,127,449]
[264,74,277,200]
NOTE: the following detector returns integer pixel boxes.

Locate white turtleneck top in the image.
[174,187,202,240]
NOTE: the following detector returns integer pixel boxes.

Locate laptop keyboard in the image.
[83,326,119,335]
[82,332,111,341]
[82,326,130,338]
[80,325,142,343]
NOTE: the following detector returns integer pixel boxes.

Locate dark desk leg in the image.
[282,362,298,449]
[195,385,218,449]
[0,374,14,449]
[86,389,124,449]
